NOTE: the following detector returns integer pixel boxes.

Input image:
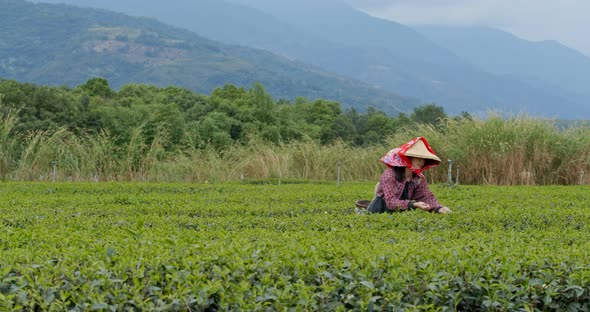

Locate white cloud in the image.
[346,0,590,56]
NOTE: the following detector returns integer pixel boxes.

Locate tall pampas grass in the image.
[0,113,589,184]
[389,115,590,185]
[0,109,19,179]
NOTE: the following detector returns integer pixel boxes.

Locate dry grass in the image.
[1,114,589,184]
[389,115,590,185]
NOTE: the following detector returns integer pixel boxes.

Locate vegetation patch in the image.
[1,182,590,310]
[1,79,589,184]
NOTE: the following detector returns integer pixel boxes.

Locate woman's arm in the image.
[412,178,443,211]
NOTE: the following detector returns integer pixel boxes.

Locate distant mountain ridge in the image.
[18,0,590,118]
[0,0,419,115]
[32,0,590,118]
[415,25,590,99]
[227,0,590,118]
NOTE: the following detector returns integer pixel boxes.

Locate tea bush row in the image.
[1,182,589,310]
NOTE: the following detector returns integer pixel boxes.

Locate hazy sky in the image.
[347,0,590,57]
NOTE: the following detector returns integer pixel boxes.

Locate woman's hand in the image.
[413,202,430,210]
[437,206,452,214]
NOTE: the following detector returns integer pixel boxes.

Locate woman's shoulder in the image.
[381,167,395,177]
[380,168,401,185]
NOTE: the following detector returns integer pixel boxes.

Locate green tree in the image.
[275,102,304,143]
[116,84,159,107]
[211,84,247,102]
[249,83,277,126]
[396,112,411,128]
[160,86,207,113]
[367,111,395,136]
[198,112,238,150]
[306,99,342,144]
[344,108,369,146]
[411,103,447,126]
[79,77,115,98]
[0,81,81,132]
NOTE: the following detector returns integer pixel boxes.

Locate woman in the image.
[368,137,452,214]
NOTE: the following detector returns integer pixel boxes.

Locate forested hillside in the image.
[38,0,590,118]
[0,0,418,115]
[0,78,447,150]
[2,78,589,185]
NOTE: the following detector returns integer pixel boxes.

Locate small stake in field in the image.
[455,165,460,186]
[51,160,57,182]
[447,159,453,187]
[337,161,341,187]
[580,170,585,185]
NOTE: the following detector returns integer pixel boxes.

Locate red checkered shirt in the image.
[375,168,441,211]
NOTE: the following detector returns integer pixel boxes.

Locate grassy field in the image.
[1,182,590,311]
[2,113,590,185]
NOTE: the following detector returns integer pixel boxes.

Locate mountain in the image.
[227,0,590,118]
[33,0,590,118]
[0,0,419,115]
[415,25,590,99]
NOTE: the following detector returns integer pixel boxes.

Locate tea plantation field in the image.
[1,182,590,311]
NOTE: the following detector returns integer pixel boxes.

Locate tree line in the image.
[0,77,458,150]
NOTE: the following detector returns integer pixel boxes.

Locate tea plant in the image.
[1,182,589,310]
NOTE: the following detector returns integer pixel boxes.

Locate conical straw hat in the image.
[404,139,441,162]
